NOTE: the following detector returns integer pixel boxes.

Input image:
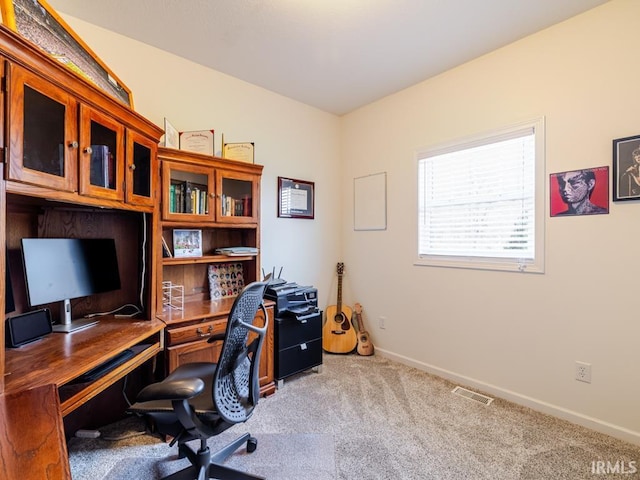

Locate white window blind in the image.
[417,118,545,273]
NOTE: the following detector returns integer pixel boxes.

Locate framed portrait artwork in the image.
[277,177,314,219]
[550,166,609,217]
[613,134,640,201]
[0,0,133,106]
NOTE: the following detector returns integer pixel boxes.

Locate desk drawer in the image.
[276,338,322,380]
[167,319,225,346]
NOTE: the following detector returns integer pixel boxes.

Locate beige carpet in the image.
[68,353,640,479]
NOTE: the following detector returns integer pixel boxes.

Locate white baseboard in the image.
[376,348,640,447]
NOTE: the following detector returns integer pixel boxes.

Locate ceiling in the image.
[48,0,609,116]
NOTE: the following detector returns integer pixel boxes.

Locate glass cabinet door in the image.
[162,161,215,222]
[8,65,78,192]
[126,130,157,207]
[215,170,259,223]
[78,105,124,201]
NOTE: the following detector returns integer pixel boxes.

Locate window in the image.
[417,117,545,273]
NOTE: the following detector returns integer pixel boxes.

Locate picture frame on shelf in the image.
[277,176,314,219]
[208,263,245,300]
[223,142,255,164]
[0,0,133,106]
[613,134,640,201]
[163,118,179,149]
[179,129,214,155]
[172,229,203,258]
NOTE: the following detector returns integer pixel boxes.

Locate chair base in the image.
[163,433,264,480]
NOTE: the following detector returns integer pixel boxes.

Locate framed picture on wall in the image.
[277,177,314,219]
[613,134,640,201]
[550,166,609,217]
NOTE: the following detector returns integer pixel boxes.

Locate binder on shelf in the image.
[89,145,111,188]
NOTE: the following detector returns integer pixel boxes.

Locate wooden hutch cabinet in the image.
[157,147,275,396]
[0,23,163,478]
[6,63,158,207]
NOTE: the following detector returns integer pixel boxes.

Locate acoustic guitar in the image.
[352,303,374,356]
[322,263,357,354]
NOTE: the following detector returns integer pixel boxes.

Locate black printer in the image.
[265,280,322,384]
[265,280,319,318]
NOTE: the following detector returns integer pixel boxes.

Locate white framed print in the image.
[172,229,203,258]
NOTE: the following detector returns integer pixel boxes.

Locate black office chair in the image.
[129,281,270,480]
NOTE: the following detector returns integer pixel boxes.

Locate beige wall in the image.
[63,0,640,445]
[62,16,342,303]
[342,0,640,444]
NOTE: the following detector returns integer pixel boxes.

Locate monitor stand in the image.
[52,299,100,334]
[52,318,99,334]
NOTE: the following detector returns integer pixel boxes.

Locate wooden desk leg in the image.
[0,384,71,480]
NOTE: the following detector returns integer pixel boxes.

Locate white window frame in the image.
[415,117,545,273]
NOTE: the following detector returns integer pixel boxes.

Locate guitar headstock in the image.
[354,302,362,315]
[336,262,344,275]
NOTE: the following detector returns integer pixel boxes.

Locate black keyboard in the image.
[77,348,136,382]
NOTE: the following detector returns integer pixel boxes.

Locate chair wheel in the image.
[247,437,258,453]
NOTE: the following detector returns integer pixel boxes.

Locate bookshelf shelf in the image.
[157,147,274,395]
[162,254,255,266]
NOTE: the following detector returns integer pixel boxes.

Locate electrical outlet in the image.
[575,361,591,383]
[379,316,386,329]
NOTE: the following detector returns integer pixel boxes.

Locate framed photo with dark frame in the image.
[0,0,133,106]
[613,134,640,201]
[278,177,314,219]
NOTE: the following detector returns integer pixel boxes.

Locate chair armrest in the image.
[207,333,226,344]
[136,378,205,402]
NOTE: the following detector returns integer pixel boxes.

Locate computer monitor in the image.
[21,238,121,333]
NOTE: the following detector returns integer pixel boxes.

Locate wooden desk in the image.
[4,316,164,416]
[158,299,275,396]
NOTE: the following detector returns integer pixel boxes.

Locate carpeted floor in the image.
[69,418,335,479]
[68,353,640,479]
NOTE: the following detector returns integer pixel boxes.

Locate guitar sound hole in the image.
[334,313,350,330]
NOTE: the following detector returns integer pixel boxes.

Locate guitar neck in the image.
[336,273,343,314]
[353,310,361,331]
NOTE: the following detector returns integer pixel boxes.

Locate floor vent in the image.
[451,386,494,406]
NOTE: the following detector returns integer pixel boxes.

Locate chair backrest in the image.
[213,280,269,424]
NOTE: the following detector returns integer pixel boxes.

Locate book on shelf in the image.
[221,195,251,217]
[214,246,258,256]
[184,181,193,214]
[169,180,208,214]
[161,237,173,258]
[89,145,113,188]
